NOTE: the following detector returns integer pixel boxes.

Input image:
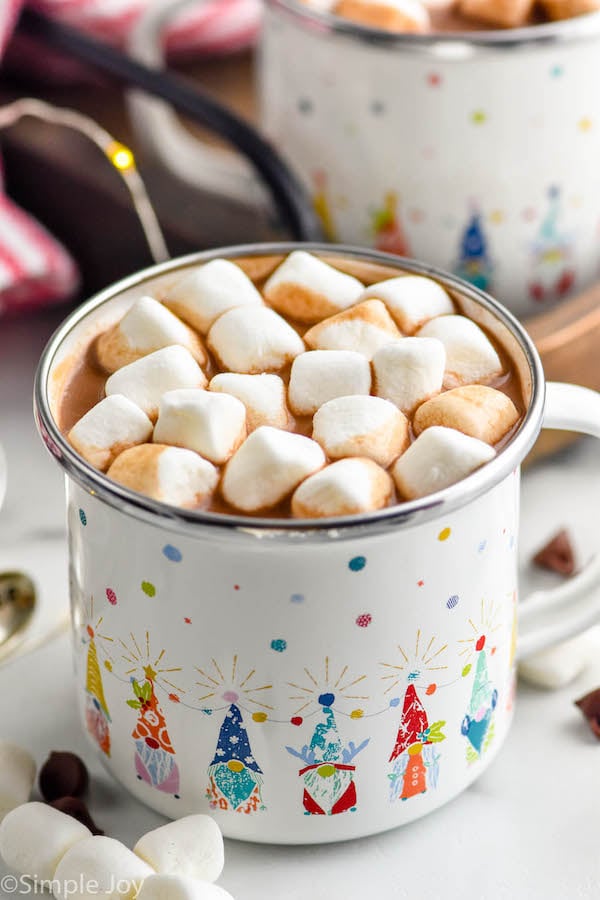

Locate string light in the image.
[0,98,169,264]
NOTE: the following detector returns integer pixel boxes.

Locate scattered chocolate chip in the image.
[39,751,89,801]
[49,796,103,835]
[533,529,576,576]
[575,688,600,739]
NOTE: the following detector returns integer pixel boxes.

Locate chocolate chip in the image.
[39,751,89,801]
[575,688,600,739]
[533,529,576,576]
[49,796,103,835]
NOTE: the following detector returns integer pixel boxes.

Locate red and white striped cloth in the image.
[0,0,262,316]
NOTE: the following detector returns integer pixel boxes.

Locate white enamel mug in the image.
[35,244,600,844]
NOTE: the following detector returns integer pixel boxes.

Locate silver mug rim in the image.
[34,242,545,543]
[267,0,600,50]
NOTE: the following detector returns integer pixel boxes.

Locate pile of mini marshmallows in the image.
[302,0,599,32]
[0,741,232,900]
[67,251,520,519]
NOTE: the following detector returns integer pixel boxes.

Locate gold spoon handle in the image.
[0,615,70,666]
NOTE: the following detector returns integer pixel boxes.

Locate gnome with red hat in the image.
[388,682,446,803]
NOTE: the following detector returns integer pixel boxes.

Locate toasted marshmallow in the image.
[263,250,364,324]
[413,385,519,445]
[164,259,263,334]
[53,836,154,900]
[459,0,534,27]
[96,296,206,374]
[105,346,207,421]
[209,373,289,431]
[133,815,224,884]
[518,627,600,689]
[291,458,393,518]
[313,395,409,468]
[68,395,153,471]
[0,742,36,823]
[334,0,430,31]
[153,389,246,464]
[372,338,445,413]
[304,299,401,360]
[417,315,503,387]
[392,426,495,499]
[361,275,454,334]
[137,875,234,900]
[107,444,218,508]
[0,802,91,880]
[540,0,599,17]
[288,350,372,416]
[222,426,325,512]
[208,306,305,374]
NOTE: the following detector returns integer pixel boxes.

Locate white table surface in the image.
[1,308,600,900]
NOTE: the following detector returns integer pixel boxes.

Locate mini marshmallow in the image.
[372,338,445,413]
[96,296,206,374]
[291,457,393,518]
[413,385,519,446]
[207,306,305,374]
[137,875,235,900]
[518,627,600,690]
[164,259,263,334]
[417,315,503,387]
[107,444,218,508]
[222,426,325,512]
[459,0,534,26]
[133,815,224,884]
[209,373,289,431]
[303,300,401,360]
[263,250,364,324]
[153,389,246,464]
[392,426,495,500]
[312,395,409,468]
[288,350,372,416]
[361,275,454,334]
[53,836,154,900]
[68,395,153,471]
[0,801,91,880]
[105,346,207,420]
[334,0,431,31]
[0,742,36,822]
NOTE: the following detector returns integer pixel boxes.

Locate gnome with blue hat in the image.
[207,698,264,814]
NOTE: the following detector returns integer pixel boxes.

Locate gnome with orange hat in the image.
[128,666,181,796]
[388,682,446,803]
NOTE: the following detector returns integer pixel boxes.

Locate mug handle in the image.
[518,381,600,660]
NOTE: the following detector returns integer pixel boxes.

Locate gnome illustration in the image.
[128,666,181,796]
[206,702,264,814]
[454,206,493,292]
[528,186,574,303]
[461,636,498,757]
[83,624,111,757]
[372,191,411,257]
[286,692,369,816]
[388,683,445,803]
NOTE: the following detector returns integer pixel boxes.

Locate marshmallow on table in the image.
[153,389,246,465]
[137,875,234,900]
[0,801,91,880]
[96,297,206,374]
[0,742,36,822]
[209,373,289,431]
[53,836,154,900]
[288,350,372,416]
[417,315,503,387]
[207,306,305,374]
[68,395,153,472]
[263,250,364,324]
[392,426,495,500]
[372,337,445,414]
[291,457,393,518]
[303,300,402,360]
[107,444,218,508]
[105,345,207,421]
[222,426,325,513]
[163,259,263,334]
[413,385,520,446]
[361,275,454,334]
[334,0,431,31]
[518,627,600,689]
[312,395,409,468]
[458,0,534,26]
[133,814,224,884]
